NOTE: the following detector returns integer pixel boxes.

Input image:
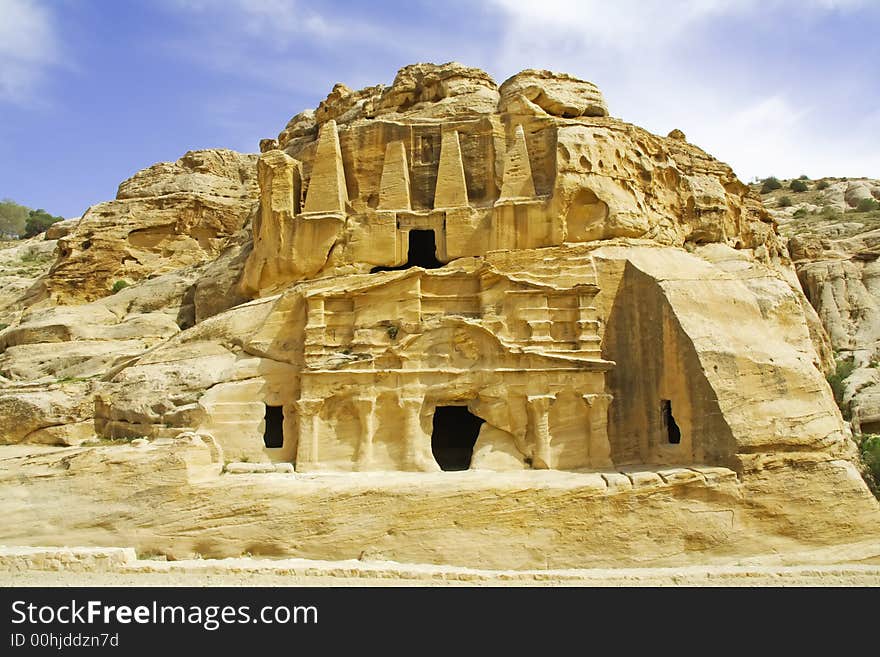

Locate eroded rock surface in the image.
[771,178,880,430]
[44,149,258,304]
[0,64,876,569]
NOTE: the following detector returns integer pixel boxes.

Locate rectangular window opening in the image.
[263,405,284,449]
[661,399,681,445]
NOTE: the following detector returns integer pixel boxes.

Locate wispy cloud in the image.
[163,0,495,86]
[157,0,879,179]
[0,0,60,104]
[159,0,498,145]
[168,0,345,44]
[484,0,880,179]
[161,0,412,96]
[488,0,871,48]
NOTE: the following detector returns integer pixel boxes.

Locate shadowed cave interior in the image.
[263,405,284,448]
[431,405,485,471]
[371,229,442,273]
[661,399,681,445]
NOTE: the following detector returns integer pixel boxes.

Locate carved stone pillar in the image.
[527,394,556,469]
[294,398,324,471]
[304,297,327,356]
[305,297,325,328]
[577,292,597,342]
[352,396,376,470]
[491,203,516,251]
[583,393,613,468]
[400,396,439,472]
[528,320,553,343]
[280,404,298,463]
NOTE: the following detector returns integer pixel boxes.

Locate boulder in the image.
[499,69,608,117]
[44,149,258,303]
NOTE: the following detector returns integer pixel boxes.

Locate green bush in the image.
[24,209,64,237]
[778,196,793,208]
[798,175,810,180]
[790,179,809,193]
[828,357,856,407]
[816,180,830,191]
[111,280,130,294]
[793,207,808,218]
[856,198,880,213]
[760,176,782,194]
[857,434,880,497]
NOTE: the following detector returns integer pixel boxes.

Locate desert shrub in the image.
[856,198,880,213]
[24,209,64,237]
[19,246,43,263]
[790,179,809,193]
[111,280,129,293]
[827,356,856,407]
[798,175,810,180]
[778,196,793,208]
[761,176,782,193]
[793,207,808,218]
[857,434,880,497]
[0,199,28,237]
[816,180,830,190]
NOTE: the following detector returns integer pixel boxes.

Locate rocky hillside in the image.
[0,62,800,450]
[0,65,850,451]
[0,148,259,445]
[760,177,880,432]
[0,63,877,568]
[43,149,259,305]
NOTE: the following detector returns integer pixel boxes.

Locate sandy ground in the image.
[5,566,880,587]
[3,542,880,586]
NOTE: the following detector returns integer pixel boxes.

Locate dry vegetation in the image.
[752,176,880,241]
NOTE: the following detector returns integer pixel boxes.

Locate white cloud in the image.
[161,0,880,178]
[485,0,880,179]
[488,0,870,47]
[161,0,494,129]
[169,0,351,44]
[489,0,743,50]
[703,98,880,181]
[0,0,59,104]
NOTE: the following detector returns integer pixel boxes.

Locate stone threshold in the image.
[220,463,738,490]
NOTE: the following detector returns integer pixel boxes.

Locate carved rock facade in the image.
[1,63,877,568]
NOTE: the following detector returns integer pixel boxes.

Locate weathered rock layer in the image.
[45,149,258,304]
[0,63,876,569]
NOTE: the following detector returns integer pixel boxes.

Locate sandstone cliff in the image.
[43,149,258,304]
[243,62,781,299]
[0,64,876,570]
[768,178,880,430]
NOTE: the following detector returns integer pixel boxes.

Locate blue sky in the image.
[1,0,879,218]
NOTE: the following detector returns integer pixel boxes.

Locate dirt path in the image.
[5,565,880,587]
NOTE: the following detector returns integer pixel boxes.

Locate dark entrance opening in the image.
[661,399,681,444]
[431,405,484,471]
[263,405,284,448]
[370,229,442,273]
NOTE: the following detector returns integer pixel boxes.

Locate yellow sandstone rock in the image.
[499,124,537,201]
[41,149,258,304]
[0,63,877,571]
[378,141,412,211]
